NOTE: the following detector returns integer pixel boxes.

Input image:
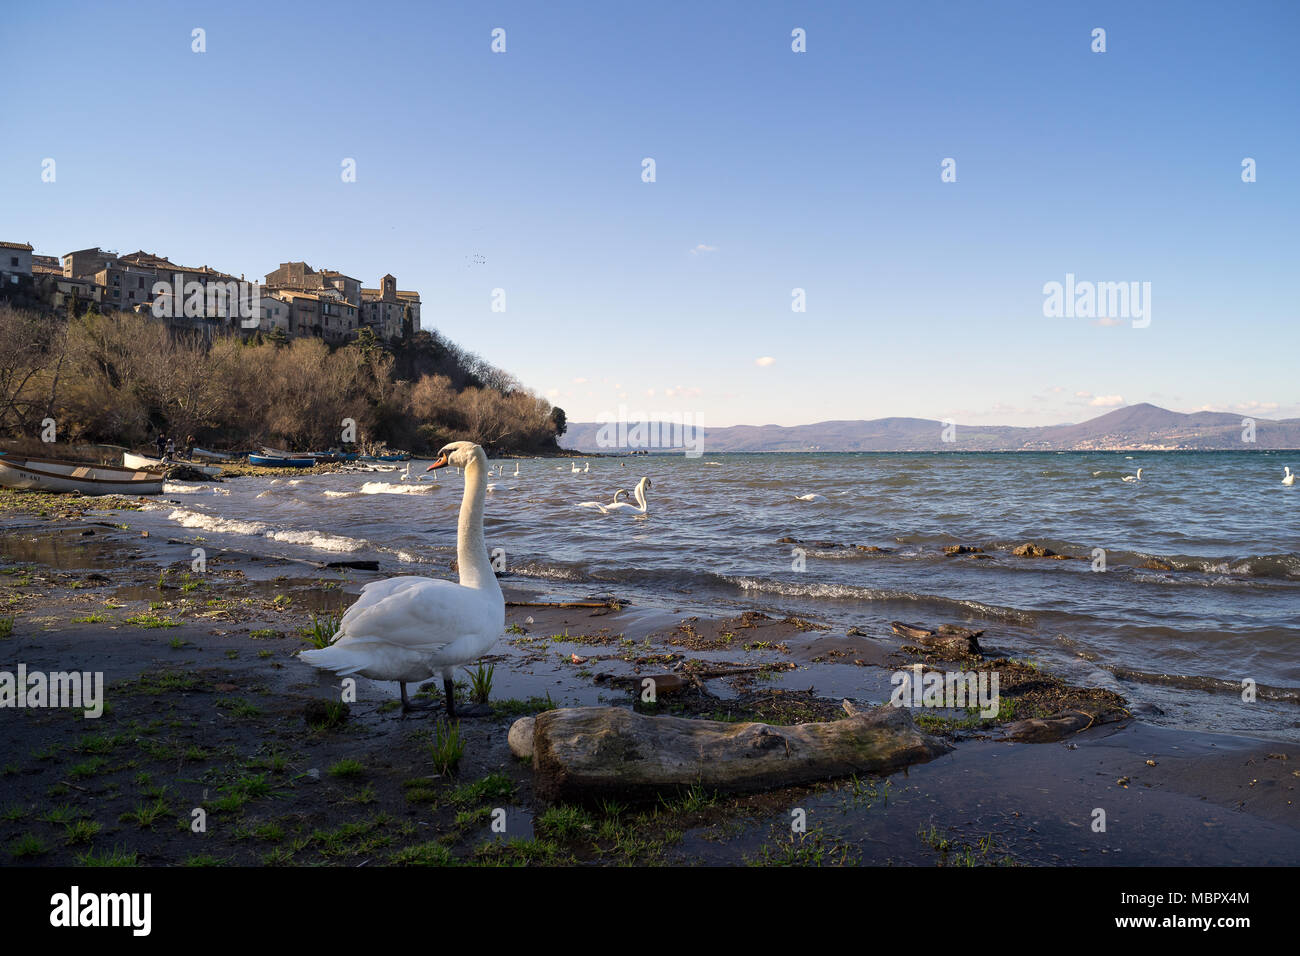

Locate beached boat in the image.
[122,452,222,477]
[248,453,316,468]
[191,446,233,460]
[0,456,164,496]
[360,452,411,462]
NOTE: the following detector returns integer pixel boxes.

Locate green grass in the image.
[125,612,179,629]
[64,819,102,845]
[120,797,170,829]
[71,613,108,623]
[327,758,365,779]
[249,628,279,640]
[390,842,455,866]
[0,617,13,639]
[216,697,261,719]
[446,772,515,807]
[430,721,465,775]
[300,612,341,649]
[463,662,495,704]
[8,833,48,859]
[536,804,596,839]
[68,755,109,779]
[491,693,557,717]
[74,845,138,866]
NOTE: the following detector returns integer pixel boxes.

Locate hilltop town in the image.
[0,240,419,343]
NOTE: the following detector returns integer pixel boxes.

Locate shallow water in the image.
[117,451,1299,740]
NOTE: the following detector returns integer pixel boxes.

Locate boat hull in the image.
[0,456,164,496]
[248,454,315,468]
[123,452,222,476]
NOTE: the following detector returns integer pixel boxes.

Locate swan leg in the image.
[444,675,492,718]
[400,683,435,712]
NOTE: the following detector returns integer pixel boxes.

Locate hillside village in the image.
[0,240,420,343]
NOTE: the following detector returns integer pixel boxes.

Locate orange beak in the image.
[427,454,449,472]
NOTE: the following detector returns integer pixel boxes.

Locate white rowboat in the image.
[122,452,222,476]
[0,456,164,496]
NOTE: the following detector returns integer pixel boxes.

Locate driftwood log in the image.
[891,621,984,656]
[521,701,952,803]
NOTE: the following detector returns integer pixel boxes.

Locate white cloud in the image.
[572,377,588,385]
[690,244,718,255]
[1089,394,1125,407]
[755,356,776,367]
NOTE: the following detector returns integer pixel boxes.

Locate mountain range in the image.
[561,404,1300,452]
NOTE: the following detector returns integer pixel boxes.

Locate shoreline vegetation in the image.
[1,490,1295,866]
[0,304,567,459]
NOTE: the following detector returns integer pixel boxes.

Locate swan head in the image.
[428,441,485,473]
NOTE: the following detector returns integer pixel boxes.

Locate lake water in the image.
[126,451,1300,741]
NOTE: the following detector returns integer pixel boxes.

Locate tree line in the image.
[0,305,567,455]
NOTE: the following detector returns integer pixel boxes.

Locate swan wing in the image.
[336,577,502,656]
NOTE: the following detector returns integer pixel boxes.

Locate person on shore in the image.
[155,433,167,458]
[165,437,176,459]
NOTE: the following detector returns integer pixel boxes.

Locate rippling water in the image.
[134,451,1300,740]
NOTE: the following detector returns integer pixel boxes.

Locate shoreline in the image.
[1,497,1296,866]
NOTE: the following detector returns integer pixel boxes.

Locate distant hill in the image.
[562,404,1300,452]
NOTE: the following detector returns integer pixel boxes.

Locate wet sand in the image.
[0,501,1296,866]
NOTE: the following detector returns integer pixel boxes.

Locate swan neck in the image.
[457,455,498,592]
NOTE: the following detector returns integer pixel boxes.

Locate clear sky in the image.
[2,0,1297,427]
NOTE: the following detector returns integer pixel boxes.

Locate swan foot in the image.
[399,684,436,712]
[442,676,493,719]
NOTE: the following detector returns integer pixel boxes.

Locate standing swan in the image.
[1122,468,1144,483]
[1284,466,1296,486]
[298,442,503,716]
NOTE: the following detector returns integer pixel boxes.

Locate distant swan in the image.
[577,489,630,513]
[584,461,589,473]
[514,461,520,477]
[795,493,827,502]
[593,477,651,515]
[1122,468,1144,483]
[571,461,581,473]
[1284,466,1295,486]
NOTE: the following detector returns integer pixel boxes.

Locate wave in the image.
[359,481,434,495]
[162,482,210,494]
[159,506,369,555]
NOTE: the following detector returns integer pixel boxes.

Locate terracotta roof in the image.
[0,241,34,251]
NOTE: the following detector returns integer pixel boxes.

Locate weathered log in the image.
[890,621,983,656]
[528,701,952,803]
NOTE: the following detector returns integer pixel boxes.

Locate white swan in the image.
[584,461,590,473]
[795,493,827,502]
[577,489,630,513]
[601,477,651,515]
[1284,466,1295,486]
[1122,468,1143,483]
[298,441,503,716]
[571,461,581,473]
[400,462,412,481]
[514,461,520,477]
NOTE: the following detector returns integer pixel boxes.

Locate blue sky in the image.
[2,0,1297,427]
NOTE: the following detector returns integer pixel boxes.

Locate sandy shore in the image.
[1,491,1296,866]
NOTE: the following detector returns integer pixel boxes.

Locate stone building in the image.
[360,273,420,340]
[1,241,34,285]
